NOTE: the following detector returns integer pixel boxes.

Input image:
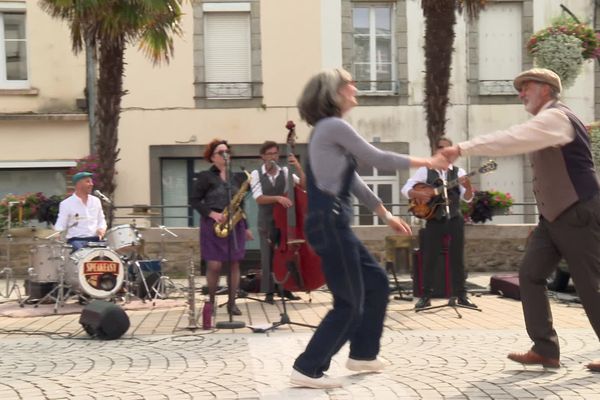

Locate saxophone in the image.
[214,170,251,238]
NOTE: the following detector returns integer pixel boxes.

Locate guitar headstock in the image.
[478,160,498,174]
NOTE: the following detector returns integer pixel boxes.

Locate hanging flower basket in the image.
[527,18,599,89]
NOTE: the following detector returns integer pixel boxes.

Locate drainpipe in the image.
[86,39,97,154]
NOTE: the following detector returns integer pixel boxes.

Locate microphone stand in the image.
[215,153,245,330]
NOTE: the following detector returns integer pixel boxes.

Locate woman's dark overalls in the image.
[293,156,390,378]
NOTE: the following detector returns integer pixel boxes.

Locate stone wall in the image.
[355,223,534,274]
[0,224,534,279]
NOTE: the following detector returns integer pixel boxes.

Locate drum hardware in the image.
[1,202,23,303]
[150,225,182,303]
[0,267,22,304]
[121,258,155,303]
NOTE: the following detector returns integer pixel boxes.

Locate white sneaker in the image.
[290,369,343,389]
[346,357,385,372]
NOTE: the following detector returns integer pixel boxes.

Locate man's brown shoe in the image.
[586,360,600,372]
[507,350,560,368]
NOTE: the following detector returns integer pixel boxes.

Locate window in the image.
[204,11,251,99]
[467,0,533,103]
[0,168,68,200]
[0,5,27,89]
[353,164,401,226]
[477,2,522,95]
[352,4,395,93]
[193,1,263,108]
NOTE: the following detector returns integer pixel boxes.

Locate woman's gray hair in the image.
[297,68,352,126]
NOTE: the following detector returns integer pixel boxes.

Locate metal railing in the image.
[112,201,540,227]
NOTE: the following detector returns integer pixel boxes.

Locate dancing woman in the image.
[290,68,448,388]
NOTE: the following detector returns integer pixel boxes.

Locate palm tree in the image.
[39,0,184,223]
[421,0,486,153]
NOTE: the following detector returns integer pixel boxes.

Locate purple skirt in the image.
[200,215,247,262]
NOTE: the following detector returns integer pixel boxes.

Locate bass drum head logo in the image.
[73,248,124,298]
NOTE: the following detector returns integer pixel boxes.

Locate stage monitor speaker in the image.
[79,300,130,340]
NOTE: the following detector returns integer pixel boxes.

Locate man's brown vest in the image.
[530,102,600,222]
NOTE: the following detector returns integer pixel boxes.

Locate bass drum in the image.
[66,247,124,299]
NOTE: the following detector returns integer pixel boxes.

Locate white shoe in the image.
[346,357,385,372]
[290,369,343,389]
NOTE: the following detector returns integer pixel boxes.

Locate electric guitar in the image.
[408,160,498,220]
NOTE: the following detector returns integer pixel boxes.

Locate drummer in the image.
[54,172,107,252]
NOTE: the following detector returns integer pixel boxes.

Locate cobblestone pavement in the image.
[0,330,599,400]
[0,274,599,399]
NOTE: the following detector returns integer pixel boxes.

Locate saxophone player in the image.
[190,139,254,316]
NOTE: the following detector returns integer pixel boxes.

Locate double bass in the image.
[272,121,325,292]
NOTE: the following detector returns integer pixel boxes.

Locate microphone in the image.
[221,151,230,161]
[93,190,112,204]
[265,159,277,173]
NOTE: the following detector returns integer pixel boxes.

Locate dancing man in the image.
[442,68,600,371]
[290,68,449,388]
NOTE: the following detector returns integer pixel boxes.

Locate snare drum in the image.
[65,247,124,299]
[29,243,72,283]
[105,225,141,254]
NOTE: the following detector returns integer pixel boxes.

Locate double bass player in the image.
[251,140,305,303]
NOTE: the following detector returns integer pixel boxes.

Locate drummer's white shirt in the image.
[54,194,107,239]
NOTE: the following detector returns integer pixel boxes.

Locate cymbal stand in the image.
[0,266,22,303]
[151,225,184,303]
[1,202,23,303]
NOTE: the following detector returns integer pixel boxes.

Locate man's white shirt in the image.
[250,164,300,199]
[54,194,107,239]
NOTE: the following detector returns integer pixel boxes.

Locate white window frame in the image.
[353,168,400,226]
[0,2,28,89]
[203,3,252,99]
[352,3,396,94]
[477,2,522,96]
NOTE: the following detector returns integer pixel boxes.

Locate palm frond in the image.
[456,0,487,21]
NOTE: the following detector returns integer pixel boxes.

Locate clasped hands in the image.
[429,145,462,170]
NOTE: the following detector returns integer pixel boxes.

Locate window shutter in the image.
[478,3,522,95]
[204,12,251,98]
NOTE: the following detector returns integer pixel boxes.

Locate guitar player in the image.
[401,137,477,310]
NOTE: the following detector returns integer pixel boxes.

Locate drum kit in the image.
[0,223,181,313]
